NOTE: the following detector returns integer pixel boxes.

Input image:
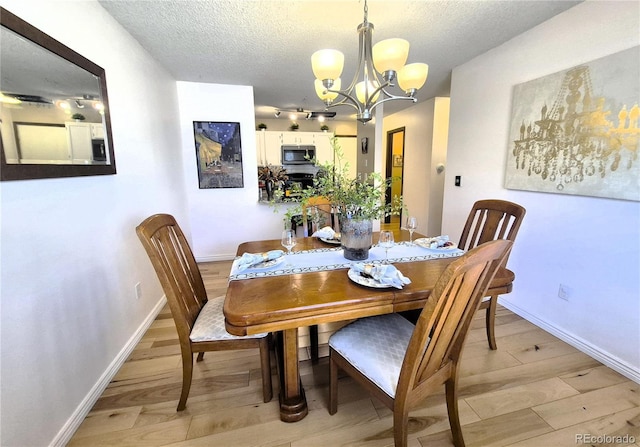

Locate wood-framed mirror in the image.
[0,7,116,181]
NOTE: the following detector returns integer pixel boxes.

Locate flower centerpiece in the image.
[275,137,402,260]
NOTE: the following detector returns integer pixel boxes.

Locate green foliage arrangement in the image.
[274,137,403,226]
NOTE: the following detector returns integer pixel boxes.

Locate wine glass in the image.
[406,216,418,244]
[378,231,394,264]
[281,229,297,256]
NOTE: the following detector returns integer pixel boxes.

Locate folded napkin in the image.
[312,226,338,239]
[236,250,284,271]
[428,235,450,248]
[351,263,411,289]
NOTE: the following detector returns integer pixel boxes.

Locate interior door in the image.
[385,127,405,226]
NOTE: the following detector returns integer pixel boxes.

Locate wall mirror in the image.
[0,7,116,181]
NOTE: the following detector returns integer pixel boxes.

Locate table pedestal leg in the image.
[276,328,308,422]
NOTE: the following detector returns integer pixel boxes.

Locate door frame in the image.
[385,127,406,224]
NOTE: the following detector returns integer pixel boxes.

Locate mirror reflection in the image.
[0,7,116,180]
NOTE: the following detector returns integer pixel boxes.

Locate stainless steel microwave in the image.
[281,145,315,165]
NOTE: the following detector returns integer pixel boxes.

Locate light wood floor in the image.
[68,260,640,447]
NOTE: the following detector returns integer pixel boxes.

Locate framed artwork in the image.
[193,121,244,189]
[393,154,403,167]
[361,137,368,154]
[505,46,639,201]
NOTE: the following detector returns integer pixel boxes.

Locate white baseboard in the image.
[50,296,167,447]
[500,298,640,384]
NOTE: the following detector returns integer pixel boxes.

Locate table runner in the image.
[229,243,464,281]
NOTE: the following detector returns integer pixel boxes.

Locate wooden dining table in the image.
[223,229,460,422]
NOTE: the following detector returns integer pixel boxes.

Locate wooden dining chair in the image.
[458,199,526,350]
[301,196,334,237]
[329,239,513,447]
[136,213,272,411]
[301,196,334,363]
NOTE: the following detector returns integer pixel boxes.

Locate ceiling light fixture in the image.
[311,0,428,123]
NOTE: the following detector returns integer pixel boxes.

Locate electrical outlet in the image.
[135,282,142,300]
[558,283,571,301]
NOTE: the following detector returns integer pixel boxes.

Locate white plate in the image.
[320,237,341,245]
[248,256,285,270]
[414,238,458,250]
[347,268,393,289]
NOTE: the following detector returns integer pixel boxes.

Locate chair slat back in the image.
[136,214,207,342]
[301,196,333,237]
[458,199,525,251]
[397,240,512,397]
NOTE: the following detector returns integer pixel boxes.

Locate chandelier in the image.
[311,0,428,123]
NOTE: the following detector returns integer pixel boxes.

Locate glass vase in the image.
[339,216,372,260]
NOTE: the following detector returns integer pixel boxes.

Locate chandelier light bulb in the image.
[372,38,409,76]
[397,63,429,94]
[356,81,380,105]
[315,78,341,103]
[311,49,344,82]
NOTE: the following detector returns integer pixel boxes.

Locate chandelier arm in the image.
[368,95,418,113]
[363,79,391,109]
[326,97,361,113]
[326,89,364,113]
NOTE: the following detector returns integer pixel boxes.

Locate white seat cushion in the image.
[329,313,416,398]
[190,296,268,342]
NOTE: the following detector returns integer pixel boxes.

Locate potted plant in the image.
[320,124,329,132]
[71,113,85,121]
[258,165,288,201]
[275,137,402,260]
[289,122,299,131]
[257,123,267,130]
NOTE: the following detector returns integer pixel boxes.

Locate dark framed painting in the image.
[193,121,244,189]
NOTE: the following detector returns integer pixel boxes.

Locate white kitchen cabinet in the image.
[90,123,105,139]
[65,122,93,163]
[312,131,333,164]
[255,131,334,166]
[255,131,282,165]
[281,131,316,146]
[255,131,266,165]
[264,132,283,165]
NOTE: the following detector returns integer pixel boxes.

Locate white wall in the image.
[0,1,189,446]
[176,82,292,259]
[443,1,640,380]
[383,98,450,237]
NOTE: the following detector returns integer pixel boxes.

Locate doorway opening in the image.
[384,127,405,230]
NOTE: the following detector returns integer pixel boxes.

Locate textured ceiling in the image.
[97,0,582,120]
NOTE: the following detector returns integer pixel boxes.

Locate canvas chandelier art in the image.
[505,46,639,201]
